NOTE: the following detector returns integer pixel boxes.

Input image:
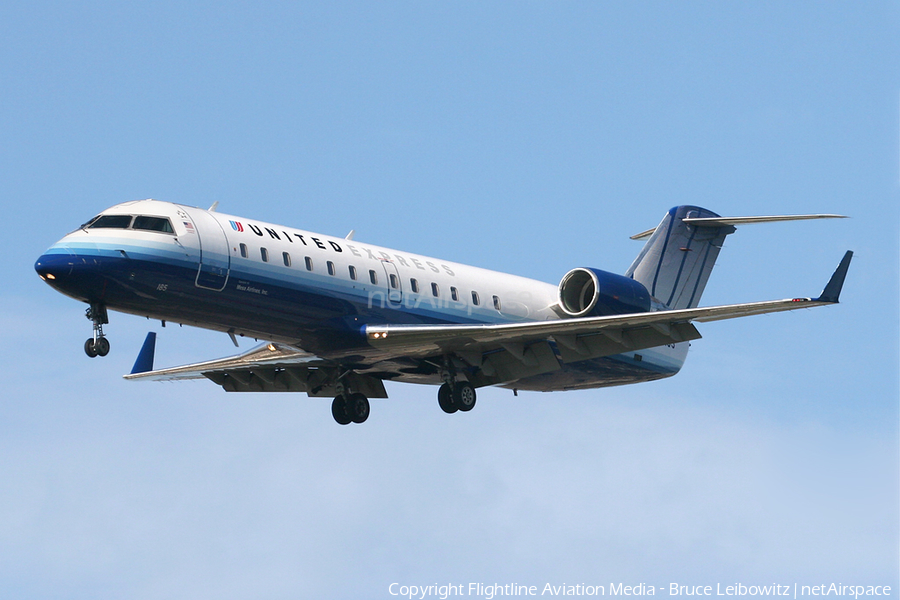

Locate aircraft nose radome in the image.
[34,244,89,299]
[35,249,73,282]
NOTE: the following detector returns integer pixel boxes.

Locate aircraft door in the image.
[380,260,402,306]
[182,207,231,291]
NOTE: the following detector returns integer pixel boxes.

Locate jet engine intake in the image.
[558,267,651,317]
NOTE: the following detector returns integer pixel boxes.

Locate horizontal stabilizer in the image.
[631,213,847,240]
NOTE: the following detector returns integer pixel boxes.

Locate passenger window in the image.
[260,248,269,262]
[239,243,248,258]
[305,257,313,271]
[389,273,399,289]
[410,278,419,293]
[88,215,133,229]
[493,295,501,311]
[349,265,358,280]
[450,287,459,302]
[327,261,336,276]
[471,291,480,306]
[283,252,291,267]
[369,270,378,284]
[431,283,440,297]
[133,216,174,233]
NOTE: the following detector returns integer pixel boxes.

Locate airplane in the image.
[34,200,852,425]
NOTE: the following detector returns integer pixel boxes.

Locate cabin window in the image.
[369,270,378,284]
[305,257,313,271]
[239,243,248,258]
[410,278,420,293]
[431,282,440,297]
[327,261,336,276]
[450,287,459,302]
[493,295,501,311]
[283,252,291,267]
[88,215,133,229]
[133,216,174,233]
[260,247,269,262]
[389,273,399,289]
[471,291,480,306]
[349,265,358,280]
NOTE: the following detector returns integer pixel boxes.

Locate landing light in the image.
[267,343,277,351]
[45,273,56,280]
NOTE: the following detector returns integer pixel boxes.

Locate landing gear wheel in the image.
[84,304,110,358]
[349,393,370,424]
[438,383,457,414]
[331,396,352,425]
[455,382,476,412]
[95,337,110,357]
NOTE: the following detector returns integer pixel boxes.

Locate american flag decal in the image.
[229,220,244,232]
[183,221,195,232]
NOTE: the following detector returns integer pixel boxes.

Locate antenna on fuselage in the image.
[345,230,355,240]
[208,201,219,212]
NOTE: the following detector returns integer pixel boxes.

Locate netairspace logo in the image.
[387,583,893,600]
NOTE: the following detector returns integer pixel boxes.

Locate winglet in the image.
[130,332,157,374]
[815,251,853,303]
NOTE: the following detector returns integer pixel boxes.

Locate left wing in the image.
[126,251,851,391]
[364,250,852,357]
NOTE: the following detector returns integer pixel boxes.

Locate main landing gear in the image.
[437,358,477,415]
[331,381,370,425]
[437,382,477,414]
[84,303,110,358]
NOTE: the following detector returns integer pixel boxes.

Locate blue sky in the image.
[1,2,897,598]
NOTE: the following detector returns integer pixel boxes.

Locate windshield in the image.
[88,215,134,229]
[133,216,174,233]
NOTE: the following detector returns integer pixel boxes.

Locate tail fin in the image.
[625,206,848,309]
[625,206,735,309]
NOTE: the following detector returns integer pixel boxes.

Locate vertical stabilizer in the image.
[625,206,735,309]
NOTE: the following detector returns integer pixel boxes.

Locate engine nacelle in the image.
[558,267,651,317]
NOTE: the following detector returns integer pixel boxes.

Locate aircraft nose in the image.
[34,243,93,300]
[35,246,75,282]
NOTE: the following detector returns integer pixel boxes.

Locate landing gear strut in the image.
[331,381,370,425]
[84,303,110,358]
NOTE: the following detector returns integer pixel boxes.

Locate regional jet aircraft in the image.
[35,201,851,424]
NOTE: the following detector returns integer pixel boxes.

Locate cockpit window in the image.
[133,216,174,233]
[88,215,133,229]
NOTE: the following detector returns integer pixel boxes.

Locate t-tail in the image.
[625,206,847,309]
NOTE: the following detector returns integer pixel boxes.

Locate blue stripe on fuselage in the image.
[37,238,686,381]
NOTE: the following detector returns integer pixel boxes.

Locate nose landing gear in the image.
[84,303,110,358]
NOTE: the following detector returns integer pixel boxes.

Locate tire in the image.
[349,393,370,424]
[455,382,476,412]
[438,383,457,414]
[331,396,352,425]
[84,338,98,358]
[95,337,110,357]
